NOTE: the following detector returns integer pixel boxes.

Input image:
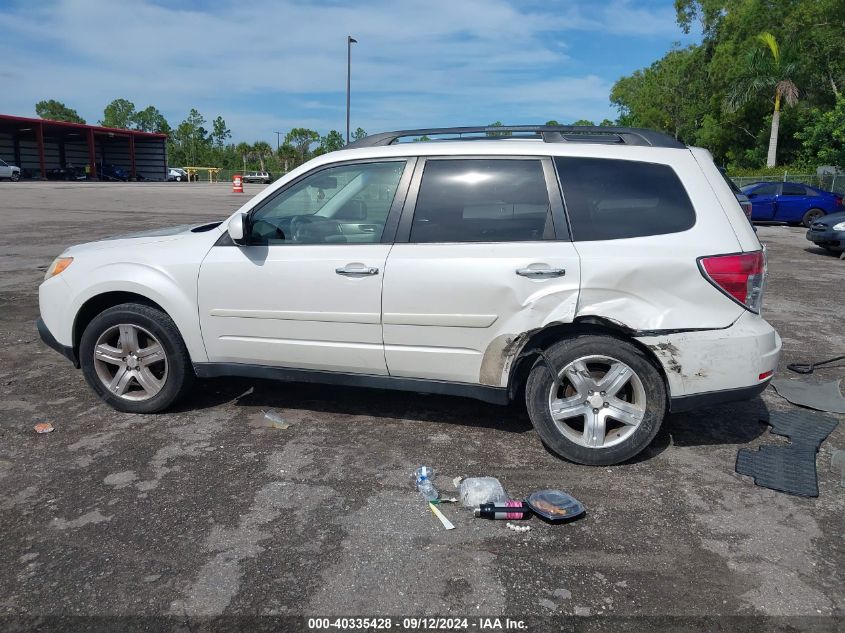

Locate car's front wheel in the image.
[525,334,667,465]
[11,171,20,182]
[79,303,193,413]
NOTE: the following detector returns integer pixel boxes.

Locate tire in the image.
[525,334,667,466]
[79,303,194,413]
[802,208,825,227]
[11,171,20,182]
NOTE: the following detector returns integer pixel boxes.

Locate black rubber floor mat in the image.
[765,410,839,448]
[736,444,820,497]
[771,378,845,414]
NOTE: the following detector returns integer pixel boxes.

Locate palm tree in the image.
[252,141,273,172]
[727,32,799,167]
[234,142,252,173]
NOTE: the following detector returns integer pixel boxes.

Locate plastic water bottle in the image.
[414,466,439,502]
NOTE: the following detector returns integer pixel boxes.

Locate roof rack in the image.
[345,125,685,149]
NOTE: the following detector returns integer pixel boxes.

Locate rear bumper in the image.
[636,311,781,406]
[669,379,770,413]
[36,317,78,367]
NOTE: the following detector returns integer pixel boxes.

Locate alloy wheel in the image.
[92,323,168,401]
[547,355,647,449]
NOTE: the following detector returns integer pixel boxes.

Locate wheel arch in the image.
[505,318,671,404]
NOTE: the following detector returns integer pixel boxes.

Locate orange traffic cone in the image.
[232,174,243,193]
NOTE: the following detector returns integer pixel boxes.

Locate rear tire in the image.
[525,334,667,465]
[80,303,193,413]
[802,208,825,227]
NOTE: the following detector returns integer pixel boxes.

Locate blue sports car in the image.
[740,181,843,227]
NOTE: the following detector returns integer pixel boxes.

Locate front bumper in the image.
[36,317,78,367]
[806,228,844,250]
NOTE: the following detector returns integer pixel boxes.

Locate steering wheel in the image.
[290,215,341,242]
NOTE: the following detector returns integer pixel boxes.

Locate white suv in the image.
[37,126,781,465]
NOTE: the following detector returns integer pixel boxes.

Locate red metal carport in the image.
[0,114,168,181]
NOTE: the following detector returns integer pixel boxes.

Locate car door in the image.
[381,156,580,387]
[198,158,414,374]
[0,159,10,178]
[774,182,812,222]
[746,183,779,220]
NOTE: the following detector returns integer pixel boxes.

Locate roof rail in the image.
[345,125,685,149]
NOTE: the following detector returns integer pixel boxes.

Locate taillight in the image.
[699,250,766,313]
[834,196,843,207]
[741,202,753,219]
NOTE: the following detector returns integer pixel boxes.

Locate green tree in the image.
[35,99,85,123]
[352,127,367,142]
[133,106,170,134]
[285,128,319,164]
[100,98,136,129]
[796,96,845,167]
[727,32,799,167]
[486,121,511,137]
[545,120,560,126]
[235,142,252,173]
[570,119,596,126]
[212,116,231,147]
[321,130,345,153]
[252,141,273,172]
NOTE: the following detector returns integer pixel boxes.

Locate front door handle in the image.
[516,267,566,278]
[336,265,379,276]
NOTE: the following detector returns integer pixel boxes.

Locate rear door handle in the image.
[516,267,566,278]
[336,265,379,276]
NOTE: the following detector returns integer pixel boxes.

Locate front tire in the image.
[525,334,667,465]
[11,171,20,182]
[79,303,193,413]
[802,208,825,227]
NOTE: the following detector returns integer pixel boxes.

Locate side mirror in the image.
[227,213,249,245]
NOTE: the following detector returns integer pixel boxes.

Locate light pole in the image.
[346,35,357,145]
[274,131,283,152]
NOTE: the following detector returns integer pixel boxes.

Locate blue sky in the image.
[0,0,699,143]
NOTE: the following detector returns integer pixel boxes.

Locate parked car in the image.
[718,168,753,222]
[0,158,21,181]
[805,210,845,254]
[37,125,780,466]
[741,181,843,226]
[243,170,273,184]
[99,163,129,182]
[168,167,188,182]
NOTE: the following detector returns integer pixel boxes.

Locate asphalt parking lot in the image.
[1,182,843,630]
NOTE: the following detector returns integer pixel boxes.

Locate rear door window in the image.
[409,159,554,243]
[554,157,696,241]
[781,183,807,196]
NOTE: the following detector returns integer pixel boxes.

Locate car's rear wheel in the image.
[525,334,666,465]
[80,303,193,413]
[802,208,825,227]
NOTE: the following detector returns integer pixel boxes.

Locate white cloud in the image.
[0,0,682,140]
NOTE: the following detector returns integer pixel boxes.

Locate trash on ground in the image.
[506,522,531,533]
[474,501,531,520]
[771,378,845,414]
[831,450,845,488]
[428,501,455,530]
[250,410,291,430]
[432,497,458,504]
[526,490,586,522]
[34,423,54,434]
[413,465,439,501]
[458,476,508,507]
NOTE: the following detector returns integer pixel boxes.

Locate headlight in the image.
[44,257,73,280]
[832,221,845,231]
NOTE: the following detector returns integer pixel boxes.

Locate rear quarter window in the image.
[554,157,696,241]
